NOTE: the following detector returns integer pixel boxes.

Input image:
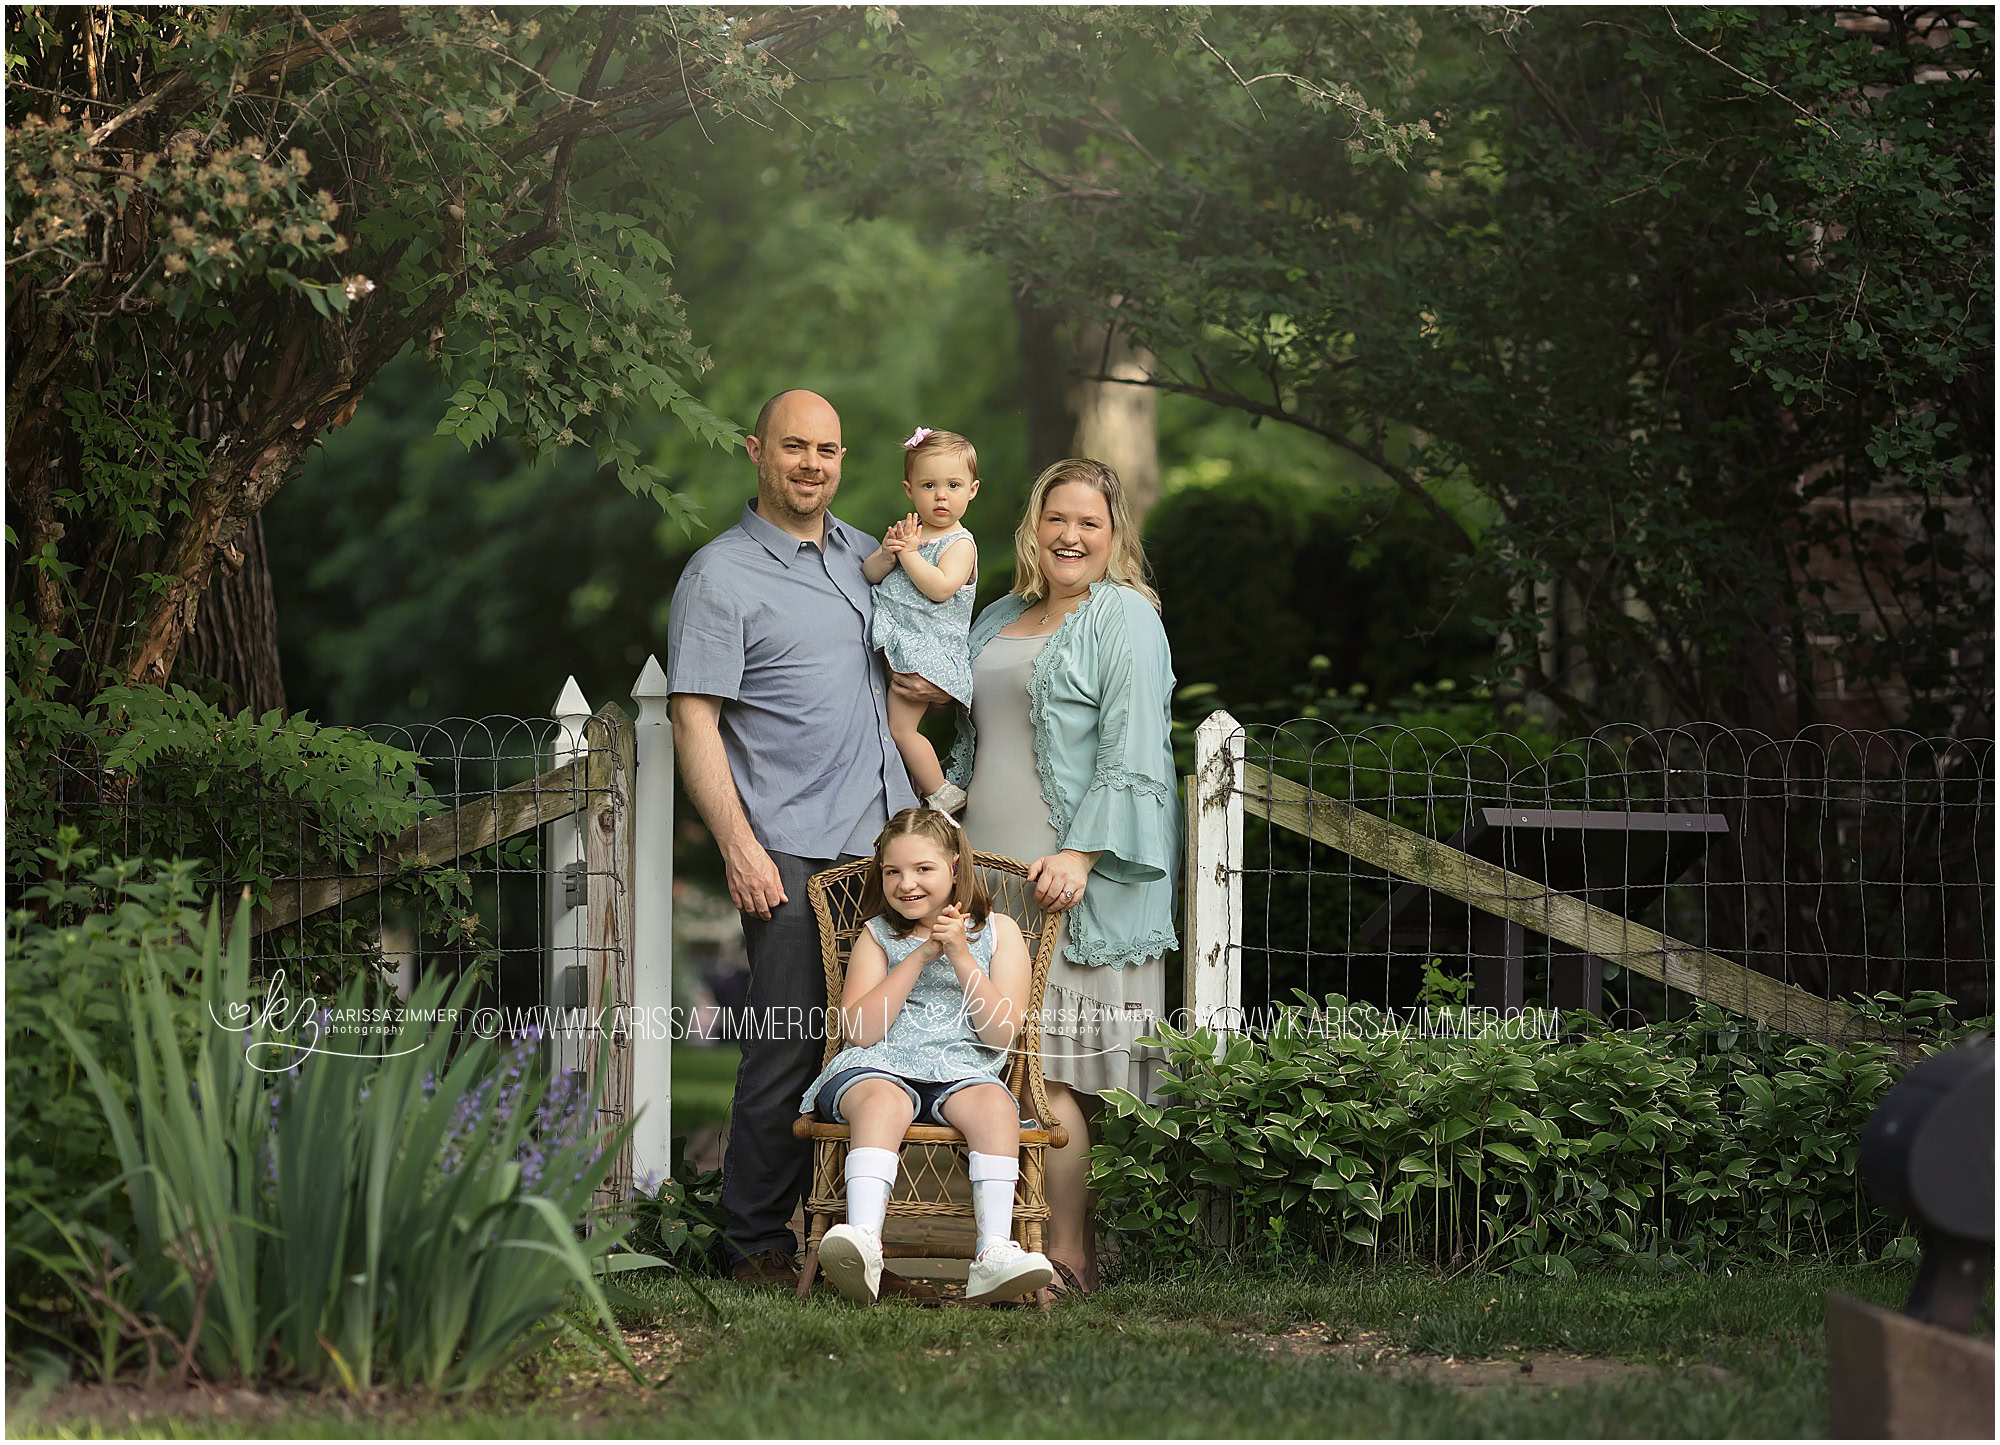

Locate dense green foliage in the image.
[1167,662,1565,1011]
[3,1,833,993]
[10,7,1989,743]
[10,5,1985,1411]
[6,4,844,715]
[261,7,1993,744]
[23,903,638,1390]
[5,844,207,1275]
[1091,995,1982,1275]
[5,625,516,1000]
[623,1142,725,1279]
[1148,474,1500,712]
[829,7,1993,732]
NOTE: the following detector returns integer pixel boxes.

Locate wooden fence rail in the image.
[245,753,588,937]
[1238,761,1884,1049]
[1184,708,1908,1058]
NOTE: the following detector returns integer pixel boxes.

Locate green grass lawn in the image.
[669,1043,738,1137]
[15,1260,1922,1438]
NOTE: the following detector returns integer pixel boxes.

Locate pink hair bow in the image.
[902,427,934,449]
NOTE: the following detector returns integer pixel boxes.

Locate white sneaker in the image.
[926,782,967,817]
[818,1223,883,1304]
[964,1239,1054,1304]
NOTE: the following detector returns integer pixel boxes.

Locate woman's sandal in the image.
[1037,1258,1090,1305]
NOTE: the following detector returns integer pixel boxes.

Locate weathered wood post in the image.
[583,701,636,1211]
[1184,710,1244,1051]
[629,655,674,1190]
[547,678,592,1079]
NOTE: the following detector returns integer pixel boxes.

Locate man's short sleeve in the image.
[666,565,746,701]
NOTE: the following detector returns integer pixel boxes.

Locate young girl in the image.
[863,428,981,815]
[799,808,1054,1305]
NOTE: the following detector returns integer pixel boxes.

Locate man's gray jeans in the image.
[718,849,864,1263]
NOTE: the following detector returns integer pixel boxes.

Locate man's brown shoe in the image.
[729,1247,800,1288]
[876,1271,943,1307]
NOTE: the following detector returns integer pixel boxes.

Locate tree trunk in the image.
[177,513,287,717]
[1069,317,1160,525]
[1014,292,1077,476]
[1014,297,1163,526]
[120,416,324,693]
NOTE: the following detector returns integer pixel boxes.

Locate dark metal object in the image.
[563,858,588,909]
[1358,808,1728,1015]
[1859,1034,1995,1334]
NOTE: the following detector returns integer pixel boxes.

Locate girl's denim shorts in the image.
[813,1066,1016,1126]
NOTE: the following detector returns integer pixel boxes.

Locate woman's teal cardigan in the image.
[945,580,1181,970]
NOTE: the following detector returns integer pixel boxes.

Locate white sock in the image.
[967,1151,1019,1253]
[845,1146,900,1239]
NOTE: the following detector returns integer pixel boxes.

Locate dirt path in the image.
[1240,1320,1732,1394]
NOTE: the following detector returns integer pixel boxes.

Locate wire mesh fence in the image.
[9,708,639,1198]
[1205,718,1993,1045]
[18,715,586,1001]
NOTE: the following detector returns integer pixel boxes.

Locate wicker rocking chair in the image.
[791,852,1068,1302]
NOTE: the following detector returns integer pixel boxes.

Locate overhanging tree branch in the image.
[67,5,851,695]
[1096,370,1480,553]
[87,8,406,149]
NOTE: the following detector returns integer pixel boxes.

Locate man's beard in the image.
[761,465,831,519]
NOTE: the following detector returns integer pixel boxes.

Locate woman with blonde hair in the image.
[939,457,1179,1299]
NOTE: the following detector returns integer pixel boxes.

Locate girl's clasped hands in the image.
[919,902,971,961]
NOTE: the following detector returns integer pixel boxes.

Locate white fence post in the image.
[1185,710,1244,1050]
[548,678,592,1079]
[629,655,674,1189]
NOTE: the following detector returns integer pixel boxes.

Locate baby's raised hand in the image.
[882,515,920,553]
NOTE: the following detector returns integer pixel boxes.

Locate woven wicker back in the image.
[806,852,1060,1127]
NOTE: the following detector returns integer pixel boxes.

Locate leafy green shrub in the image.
[5,838,208,1270]
[1172,660,1559,782]
[1093,998,1986,1277]
[1149,469,1504,734]
[7,645,523,995]
[36,903,640,1392]
[623,1142,725,1277]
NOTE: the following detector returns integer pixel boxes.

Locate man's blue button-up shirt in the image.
[666,499,916,859]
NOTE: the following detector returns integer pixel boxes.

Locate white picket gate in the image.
[543,656,675,1196]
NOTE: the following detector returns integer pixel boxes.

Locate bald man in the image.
[667,390,919,1287]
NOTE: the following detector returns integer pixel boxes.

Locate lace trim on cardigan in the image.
[955,586,1174,971]
[945,711,977,789]
[1063,925,1180,972]
[1079,765,1175,808]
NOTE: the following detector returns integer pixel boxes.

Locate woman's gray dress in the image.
[961,631,1164,1101]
